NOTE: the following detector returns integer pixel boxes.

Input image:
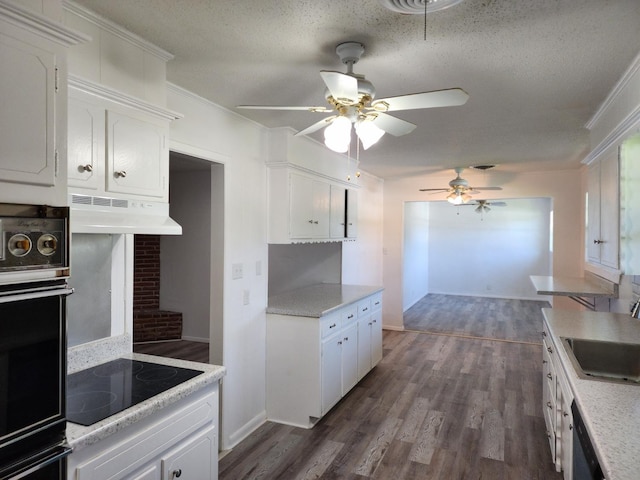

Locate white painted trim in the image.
[63,0,174,60]
[69,75,183,121]
[584,262,622,284]
[582,106,640,165]
[382,325,405,331]
[586,51,640,130]
[266,162,360,189]
[222,411,267,451]
[181,335,209,343]
[0,0,90,46]
[169,140,230,165]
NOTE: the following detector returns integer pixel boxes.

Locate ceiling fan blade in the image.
[470,186,503,191]
[372,112,416,136]
[489,202,507,206]
[418,188,449,192]
[237,105,332,113]
[320,71,358,104]
[372,88,469,112]
[294,116,337,137]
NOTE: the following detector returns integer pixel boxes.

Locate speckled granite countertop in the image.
[66,339,225,451]
[531,275,617,297]
[543,308,640,480]
[266,283,383,317]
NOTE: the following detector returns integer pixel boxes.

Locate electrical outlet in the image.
[232,263,243,280]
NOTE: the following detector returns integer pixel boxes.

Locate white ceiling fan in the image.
[419,167,502,204]
[237,41,469,153]
[465,199,508,213]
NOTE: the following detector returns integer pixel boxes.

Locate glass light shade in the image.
[447,192,463,205]
[355,119,385,150]
[324,116,352,153]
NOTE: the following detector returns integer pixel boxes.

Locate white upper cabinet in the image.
[268,167,358,243]
[346,188,358,238]
[68,84,176,201]
[0,1,87,205]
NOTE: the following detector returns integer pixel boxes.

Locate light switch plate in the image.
[232,263,243,280]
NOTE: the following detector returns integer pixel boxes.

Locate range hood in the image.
[69,194,182,235]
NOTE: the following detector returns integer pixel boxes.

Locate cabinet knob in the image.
[172,469,182,478]
[547,373,553,380]
[547,347,553,354]
[344,337,349,341]
[79,164,93,172]
[569,424,573,430]
[593,239,604,244]
[114,170,127,178]
[542,359,548,364]
[541,331,547,337]
[546,401,552,409]
[338,340,342,345]
[308,219,314,224]
[314,220,319,224]
[563,411,569,417]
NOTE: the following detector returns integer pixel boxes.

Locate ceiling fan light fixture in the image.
[355,119,385,150]
[324,116,352,153]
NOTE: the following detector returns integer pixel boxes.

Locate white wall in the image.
[383,169,584,330]
[167,84,268,450]
[402,202,430,311]
[427,198,552,299]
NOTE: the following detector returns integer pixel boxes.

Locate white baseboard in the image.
[181,335,209,343]
[222,410,267,451]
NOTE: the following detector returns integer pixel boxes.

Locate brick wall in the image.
[133,235,182,342]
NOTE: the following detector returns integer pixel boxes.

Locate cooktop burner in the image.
[66,358,203,426]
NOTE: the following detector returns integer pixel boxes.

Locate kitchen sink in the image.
[560,337,640,385]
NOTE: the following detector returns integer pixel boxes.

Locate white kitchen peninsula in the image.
[266,284,383,428]
[66,337,225,480]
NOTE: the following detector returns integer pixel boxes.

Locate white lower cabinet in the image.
[541,327,573,479]
[267,291,382,428]
[67,383,219,480]
[357,293,383,381]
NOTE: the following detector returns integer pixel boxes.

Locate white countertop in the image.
[267,283,383,317]
[66,353,226,450]
[543,308,640,480]
[531,275,617,297]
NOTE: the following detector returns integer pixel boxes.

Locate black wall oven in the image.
[0,204,71,480]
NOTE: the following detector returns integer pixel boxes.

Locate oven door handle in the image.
[0,444,71,480]
[0,286,73,304]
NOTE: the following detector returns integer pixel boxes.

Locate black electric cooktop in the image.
[66,358,203,426]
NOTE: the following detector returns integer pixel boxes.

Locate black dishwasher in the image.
[571,400,604,480]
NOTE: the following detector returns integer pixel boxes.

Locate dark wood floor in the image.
[219,296,561,480]
[403,294,550,344]
[133,339,209,363]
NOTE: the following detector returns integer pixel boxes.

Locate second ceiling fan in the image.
[419,167,502,204]
[238,41,469,153]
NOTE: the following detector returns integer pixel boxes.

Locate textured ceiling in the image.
[72,0,640,179]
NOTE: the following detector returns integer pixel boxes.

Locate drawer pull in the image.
[348,314,354,319]
[114,170,127,178]
[362,307,368,312]
[329,323,336,329]
[80,164,93,172]
[172,469,182,478]
[547,347,553,354]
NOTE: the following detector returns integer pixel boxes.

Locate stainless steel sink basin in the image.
[560,337,640,385]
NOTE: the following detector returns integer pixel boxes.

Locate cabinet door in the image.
[0,26,57,187]
[312,180,331,238]
[599,152,619,269]
[68,97,103,189]
[586,162,601,264]
[290,174,315,238]
[357,317,372,381]
[341,322,358,393]
[346,189,358,238]
[330,185,346,238]
[321,334,342,415]
[161,427,216,480]
[106,110,168,198]
[370,311,383,368]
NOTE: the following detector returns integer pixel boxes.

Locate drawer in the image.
[370,293,382,311]
[321,313,341,338]
[341,305,358,326]
[357,298,371,317]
